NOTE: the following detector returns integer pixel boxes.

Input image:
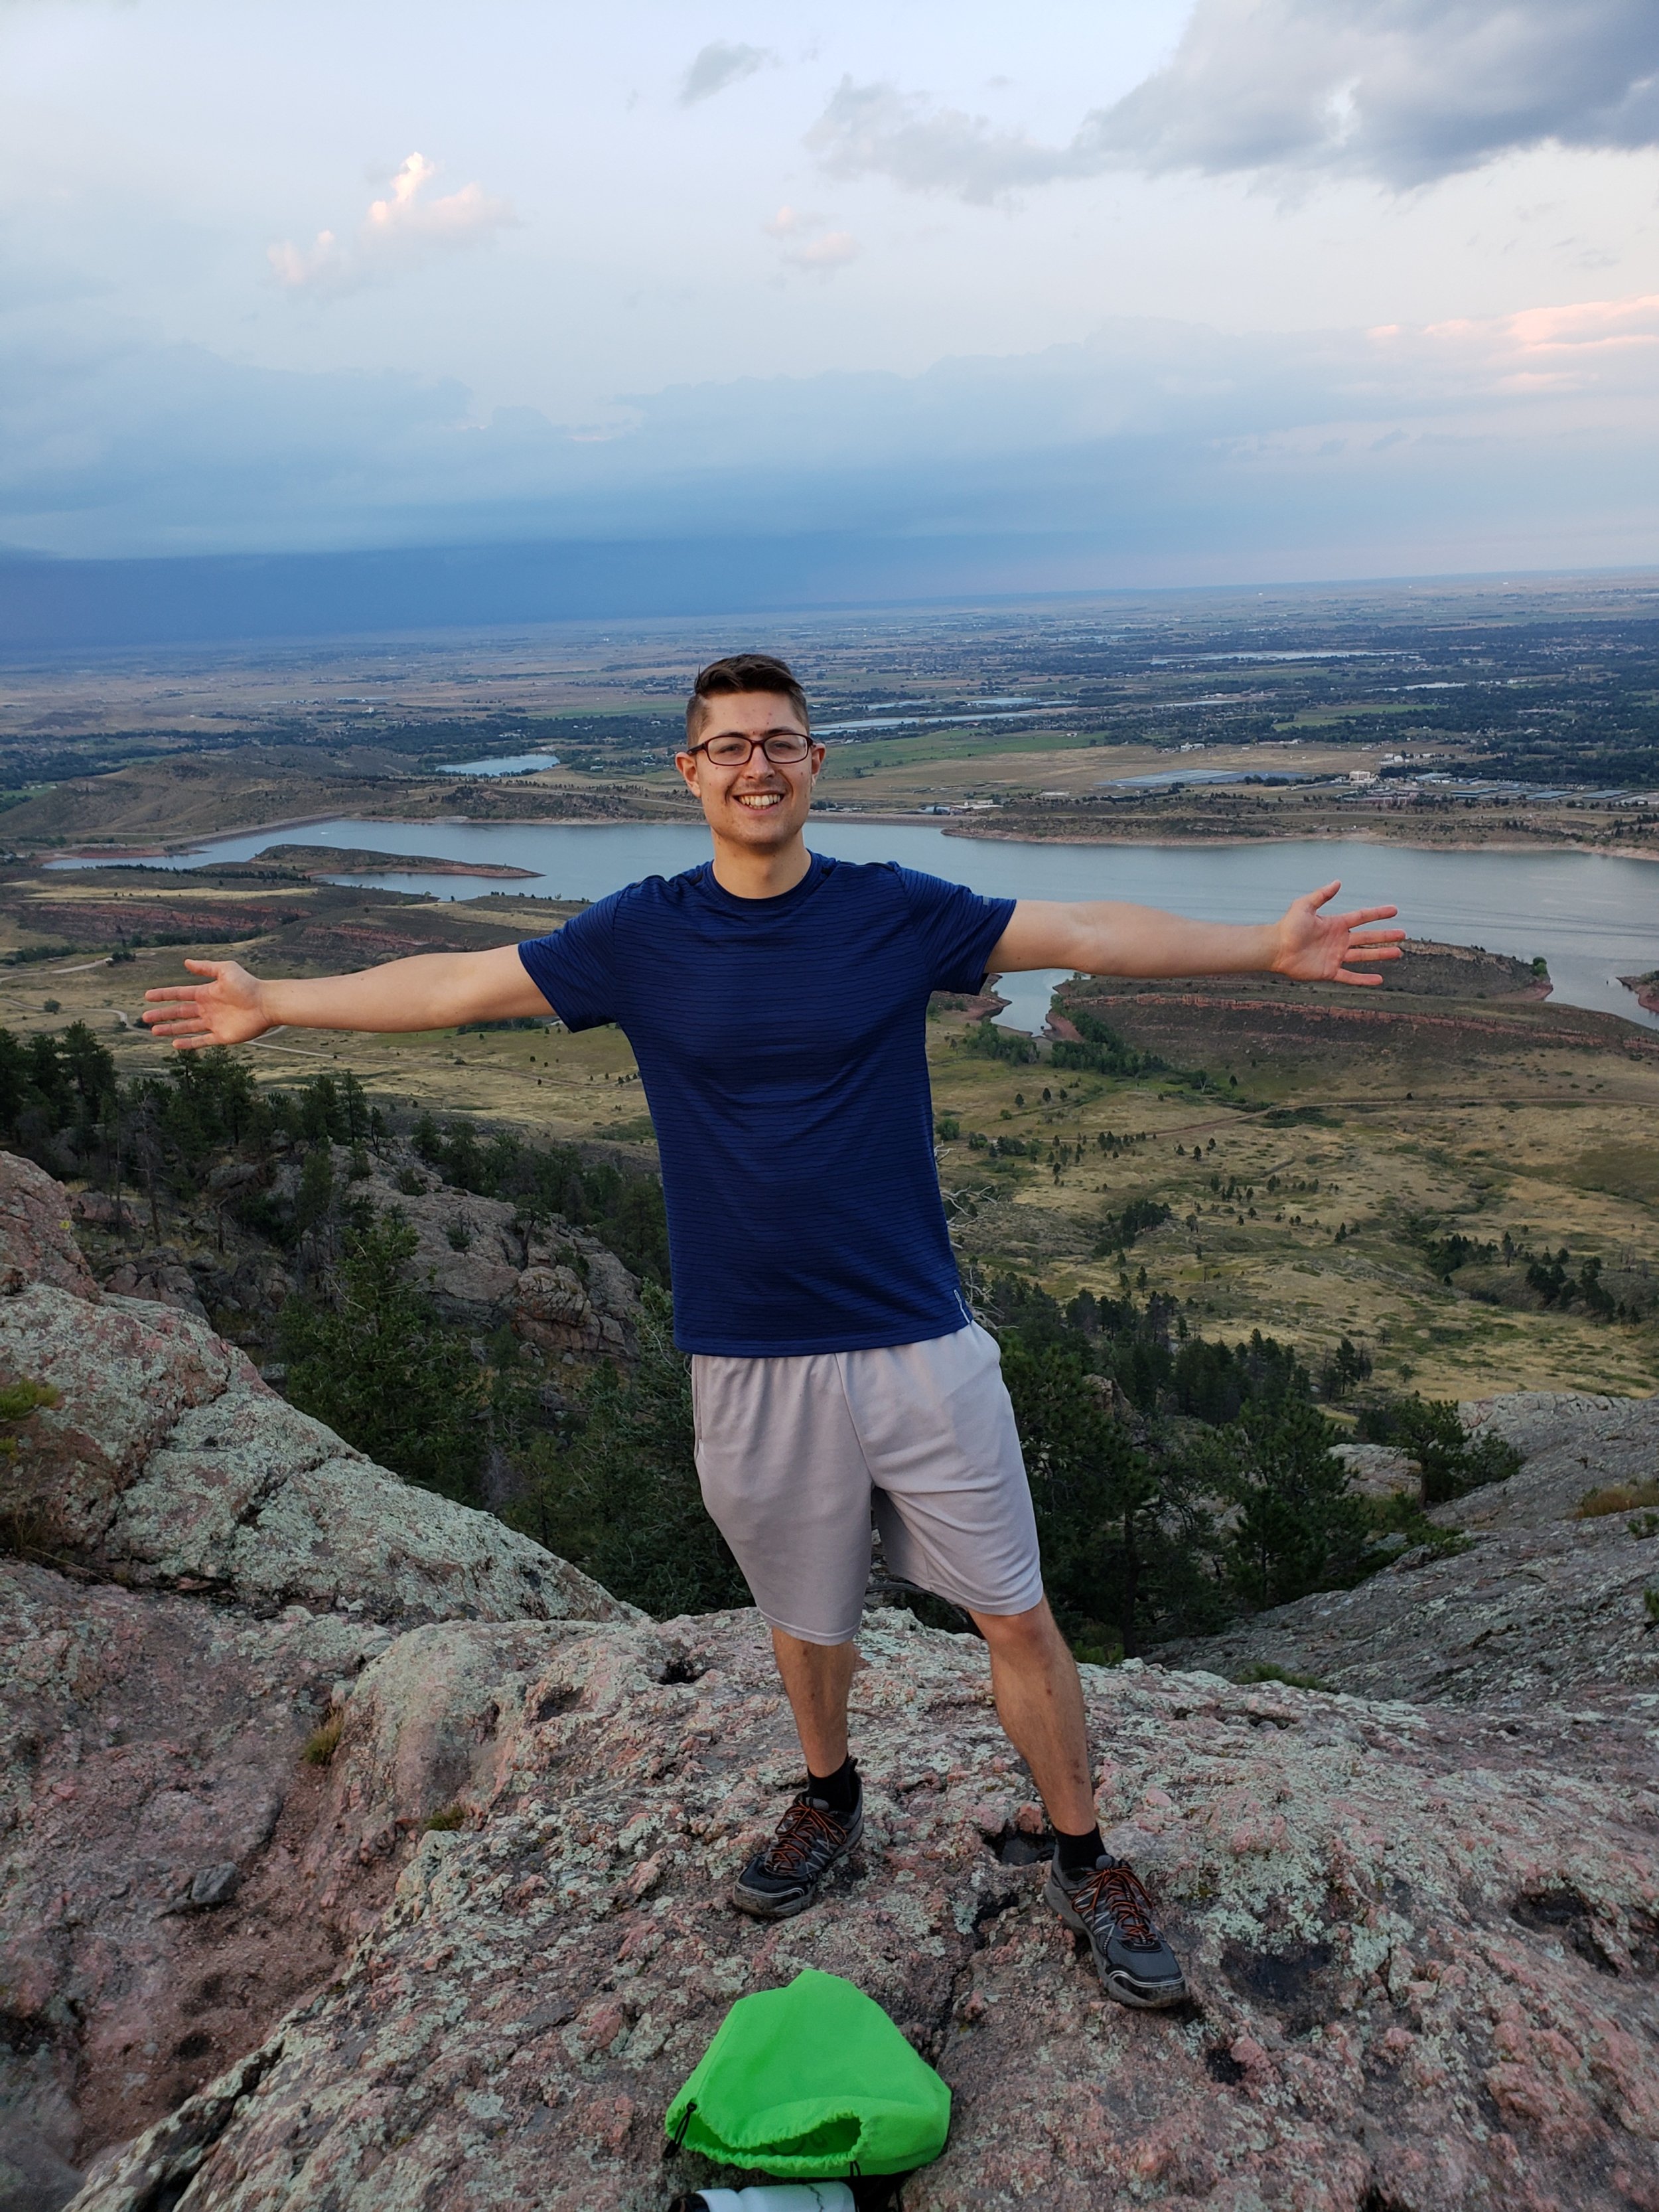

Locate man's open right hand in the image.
[142,959,273,1051]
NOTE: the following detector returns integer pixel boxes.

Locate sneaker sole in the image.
[729,1811,863,1921]
[1045,1872,1188,2011]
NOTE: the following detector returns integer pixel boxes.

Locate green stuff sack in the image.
[664,1968,950,2179]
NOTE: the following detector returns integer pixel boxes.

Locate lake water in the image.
[58,818,1659,1035]
[437,753,560,776]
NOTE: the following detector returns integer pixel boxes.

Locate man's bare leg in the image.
[969,1597,1096,1834]
[770,1627,859,1777]
[974,1597,1187,2007]
[730,1629,864,1919]
[771,1605,1092,1824]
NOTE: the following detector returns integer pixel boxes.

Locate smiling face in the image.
[676,689,826,866]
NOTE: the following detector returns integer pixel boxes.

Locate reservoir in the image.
[60,820,1659,1036]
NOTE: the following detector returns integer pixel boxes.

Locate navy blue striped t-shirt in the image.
[517,855,1015,1357]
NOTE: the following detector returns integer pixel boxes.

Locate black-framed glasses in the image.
[687,728,814,767]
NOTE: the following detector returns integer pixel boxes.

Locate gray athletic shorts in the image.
[691,1320,1045,1647]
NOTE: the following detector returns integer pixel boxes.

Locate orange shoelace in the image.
[1073,1861,1159,1949]
[760,1799,848,1878]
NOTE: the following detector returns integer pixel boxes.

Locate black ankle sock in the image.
[1055,1823,1106,1873]
[807,1755,859,1813]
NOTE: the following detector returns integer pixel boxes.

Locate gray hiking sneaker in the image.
[731,1777,863,1921]
[1046,1853,1188,2010]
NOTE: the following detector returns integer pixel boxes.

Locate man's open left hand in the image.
[1271,881,1406,986]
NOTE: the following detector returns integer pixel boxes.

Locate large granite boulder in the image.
[1456,1390,1659,1527]
[0,1154,102,1301]
[0,1560,399,2196]
[0,1152,637,2208]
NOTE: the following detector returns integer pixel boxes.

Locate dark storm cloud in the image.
[807,1,1659,199]
[1096,0,1659,186]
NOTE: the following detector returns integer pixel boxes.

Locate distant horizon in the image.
[5,538,1659,660]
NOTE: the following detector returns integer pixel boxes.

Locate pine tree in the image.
[277,1213,488,1501]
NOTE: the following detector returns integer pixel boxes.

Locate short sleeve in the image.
[517,894,622,1031]
[893,867,1017,994]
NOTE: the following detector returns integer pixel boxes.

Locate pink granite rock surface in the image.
[0,1153,102,1302]
[66,1609,1659,2212]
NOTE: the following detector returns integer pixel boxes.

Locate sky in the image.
[3,0,1658,599]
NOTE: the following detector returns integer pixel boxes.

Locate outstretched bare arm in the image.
[987,880,1406,988]
[141,944,551,1051]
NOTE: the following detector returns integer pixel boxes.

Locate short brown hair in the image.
[685,652,810,745]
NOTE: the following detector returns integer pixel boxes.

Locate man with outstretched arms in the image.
[145,652,1404,2010]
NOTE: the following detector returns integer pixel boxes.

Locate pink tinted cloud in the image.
[1368,289,1659,395]
[761,204,859,275]
[269,154,516,297]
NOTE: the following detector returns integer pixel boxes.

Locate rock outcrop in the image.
[2,1151,1656,2211]
[279,1149,640,1361]
[0,1153,628,1627]
[1154,1391,1659,1706]
[66,1611,1659,2212]
[1,1562,401,2189]
[69,1147,642,1366]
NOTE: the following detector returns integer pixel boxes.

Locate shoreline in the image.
[938,822,1659,863]
[42,812,662,865]
[38,808,1659,871]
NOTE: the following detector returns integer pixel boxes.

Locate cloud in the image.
[679,40,772,106]
[1092,0,1659,187]
[762,204,859,275]
[806,78,1094,204]
[268,153,516,297]
[808,2,1659,201]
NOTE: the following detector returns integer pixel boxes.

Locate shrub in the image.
[303,1715,345,1766]
[1234,1662,1328,1691]
[1358,1489,1475,1561]
[1576,1481,1659,1519]
[0,1378,60,1437]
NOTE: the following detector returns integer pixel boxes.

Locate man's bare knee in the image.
[972,1597,1066,1661]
